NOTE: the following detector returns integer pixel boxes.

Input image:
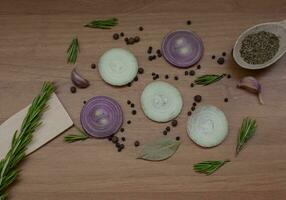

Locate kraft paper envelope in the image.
[0,93,73,159]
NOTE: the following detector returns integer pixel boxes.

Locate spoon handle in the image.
[280,19,286,28]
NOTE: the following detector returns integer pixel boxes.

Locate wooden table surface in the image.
[1,0,286,199]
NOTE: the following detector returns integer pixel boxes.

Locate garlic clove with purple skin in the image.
[237,76,264,104]
[71,68,90,88]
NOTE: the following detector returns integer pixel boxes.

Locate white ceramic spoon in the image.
[233,19,286,70]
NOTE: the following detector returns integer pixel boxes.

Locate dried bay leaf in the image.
[137,137,181,161]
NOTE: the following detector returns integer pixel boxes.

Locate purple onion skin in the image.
[80,96,123,138]
[71,68,90,88]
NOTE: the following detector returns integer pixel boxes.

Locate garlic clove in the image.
[71,68,90,88]
[237,76,264,104]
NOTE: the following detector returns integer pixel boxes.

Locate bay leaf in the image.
[137,136,181,161]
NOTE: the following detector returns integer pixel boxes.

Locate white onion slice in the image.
[141,81,183,122]
[98,48,138,86]
[187,105,228,147]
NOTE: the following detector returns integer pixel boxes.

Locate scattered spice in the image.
[134,76,138,81]
[189,70,195,76]
[148,55,153,61]
[120,128,125,132]
[212,55,216,59]
[127,100,131,105]
[224,98,228,102]
[83,100,86,104]
[197,65,201,69]
[176,136,180,141]
[113,33,119,40]
[134,36,140,43]
[147,46,153,54]
[194,95,202,103]
[163,130,168,135]
[127,120,131,124]
[171,119,178,127]
[129,37,135,44]
[165,75,169,79]
[185,71,189,76]
[193,102,197,107]
[166,126,171,132]
[174,76,179,80]
[130,103,135,108]
[132,110,137,115]
[91,63,96,69]
[240,31,279,64]
[120,32,124,37]
[138,67,144,74]
[187,20,192,25]
[139,26,144,31]
[127,83,132,87]
[191,106,196,111]
[121,137,126,141]
[217,57,225,65]
[187,111,192,116]
[70,86,76,93]
[156,49,161,55]
[227,74,231,79]
[222,52,226,56]
[112,136,119,143]
[134,140,140,147]
[190,83,194,87]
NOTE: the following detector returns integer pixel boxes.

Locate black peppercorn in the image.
[155,74,159,79]
[152,72,155,76]
[147,46,153,54]
[132,110,137,115]
[121,137,126,141]
[222,52,226,56]
[139,26,144,31]
[153,76,156,80]
[91,63,96,69]
[212,55,216,59]
[191,106,196,111]
[134,76,138,81]
[70,86,76,93]
[130,103,135,108]
[187,111,192,116]
[157,53,162,57]
[124,37,129,42]
[138,67,144,74]
[193,102,197,107]
[112,136,119,143]
[134,36,140,43]
[120,128,125,132]
[166,126,170,132]
[171,119,178,127]
[163,130,167,135]
[120,32,124,37]
[127,120,131,124]
[189,70,195,76]
[227,74,231,79]
[194,95,202,103]
[127,83,132,87]
[224,98,228,102]
[152,55,156,60]
[127,100,131,104]
[83,100,86,104]
[174,76,179,80]
[129,37,135,44]
[217,57,225,65]
[197,65,201,69]
[113,33,119,40]
[190,83,194,87]
[148,55,153,61]
[187,20,191,25]
[116,143,121,148]
[134,140,140,147]
[156,49,161,54]
[176,136,180,141]
[185,71,189,76]
[117,148,122,152]
[165,75,169,79]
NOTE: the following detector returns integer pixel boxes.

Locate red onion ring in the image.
[161,30,204,68]
[80,96,123,138]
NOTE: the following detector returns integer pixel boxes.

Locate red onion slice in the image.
[80,96,123,138]
[161,30,204,68]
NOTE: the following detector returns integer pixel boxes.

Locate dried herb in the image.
[64,126,89,143]
[137,137,181,161]
[236,117,257,156]
[84,18,118,29]
[194,74,224,86]
[240,31,279,64]
[0,82,55,200]
[67,37,79,64]
[194,159,230,175]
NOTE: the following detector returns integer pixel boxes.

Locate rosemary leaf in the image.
[195,74,224,86]
[236,117,257,156]
[0,82,55,199]
[67,37,79,64]
[64,126,89,143]
[193,159,230,175]
[84,18,118,29]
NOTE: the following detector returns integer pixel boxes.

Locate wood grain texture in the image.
[0,0,286,199]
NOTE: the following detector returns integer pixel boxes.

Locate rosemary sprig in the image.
[194,74,224,86]
[0,82,55,200]
[64,126,89,143]
[84,18,118,29]
[193,159,230,175]
[236,117,257,156]
[67,37,79,64]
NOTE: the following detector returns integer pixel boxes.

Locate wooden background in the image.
[1,0,286,199]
